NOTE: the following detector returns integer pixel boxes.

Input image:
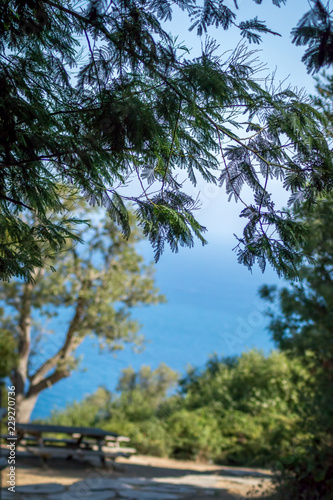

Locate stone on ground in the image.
[16,483,66,494]
[119,489,180,500]
[146,483,196,493]
[47,490,116,500]
[121,477,154,485]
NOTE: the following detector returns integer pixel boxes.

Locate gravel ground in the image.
[0,454,276,499]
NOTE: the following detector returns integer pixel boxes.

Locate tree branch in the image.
[27,369,70,397]
[0,194,35,211]
[29,290,88,386]
[11,280,34,395]
[82,25,102,97]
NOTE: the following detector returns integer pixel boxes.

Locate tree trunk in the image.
[15,394,39,423]
[11,280,34,423]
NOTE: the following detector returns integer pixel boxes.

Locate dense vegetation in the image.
[259,195,333,499]
[46,351,308,468]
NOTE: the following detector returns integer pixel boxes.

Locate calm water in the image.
[31,238,281,420]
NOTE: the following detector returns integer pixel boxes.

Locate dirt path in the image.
[1,454,276,499]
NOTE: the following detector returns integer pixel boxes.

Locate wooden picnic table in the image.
[14,423,135,465]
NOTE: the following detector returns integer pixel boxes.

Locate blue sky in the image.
[165,0,318,240]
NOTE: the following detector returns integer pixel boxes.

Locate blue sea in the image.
[31,236,282,420]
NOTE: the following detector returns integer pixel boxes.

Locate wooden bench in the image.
[25,445,135,461]
[101,445,136,457]
[72,433,130,443]
[1,433,134,452]
[21,436,86,448]
[15,423,136,466]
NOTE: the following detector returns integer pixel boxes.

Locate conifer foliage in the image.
[292,0,333,74]
[1,0,333,281]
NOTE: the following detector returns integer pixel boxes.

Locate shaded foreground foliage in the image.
[259,196,333,499]
[2,0,333,282]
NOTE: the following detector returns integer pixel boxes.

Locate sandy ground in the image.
[1,453,276,499]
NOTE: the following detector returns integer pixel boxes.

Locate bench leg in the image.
[39,456,48,469]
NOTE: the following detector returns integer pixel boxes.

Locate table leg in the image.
[97,439,106,466]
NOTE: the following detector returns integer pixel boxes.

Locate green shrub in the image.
[45,351,316,471]
[166,408,223,461]
[103,417,171,457]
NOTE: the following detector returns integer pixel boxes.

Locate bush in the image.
[103,417,171,457]
[273,441,333,500]
[166,408,223,461]
[45,351,316,471]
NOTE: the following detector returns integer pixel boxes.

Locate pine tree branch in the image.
[217,126,248,208]
[82,25,103,98]
[41,0,291,179]
[162,99,182,194]
[42,0,90,27]
[258,164,269,216]
[0,194,35,211]
[131,152,157,206]
[0,147,136,168]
